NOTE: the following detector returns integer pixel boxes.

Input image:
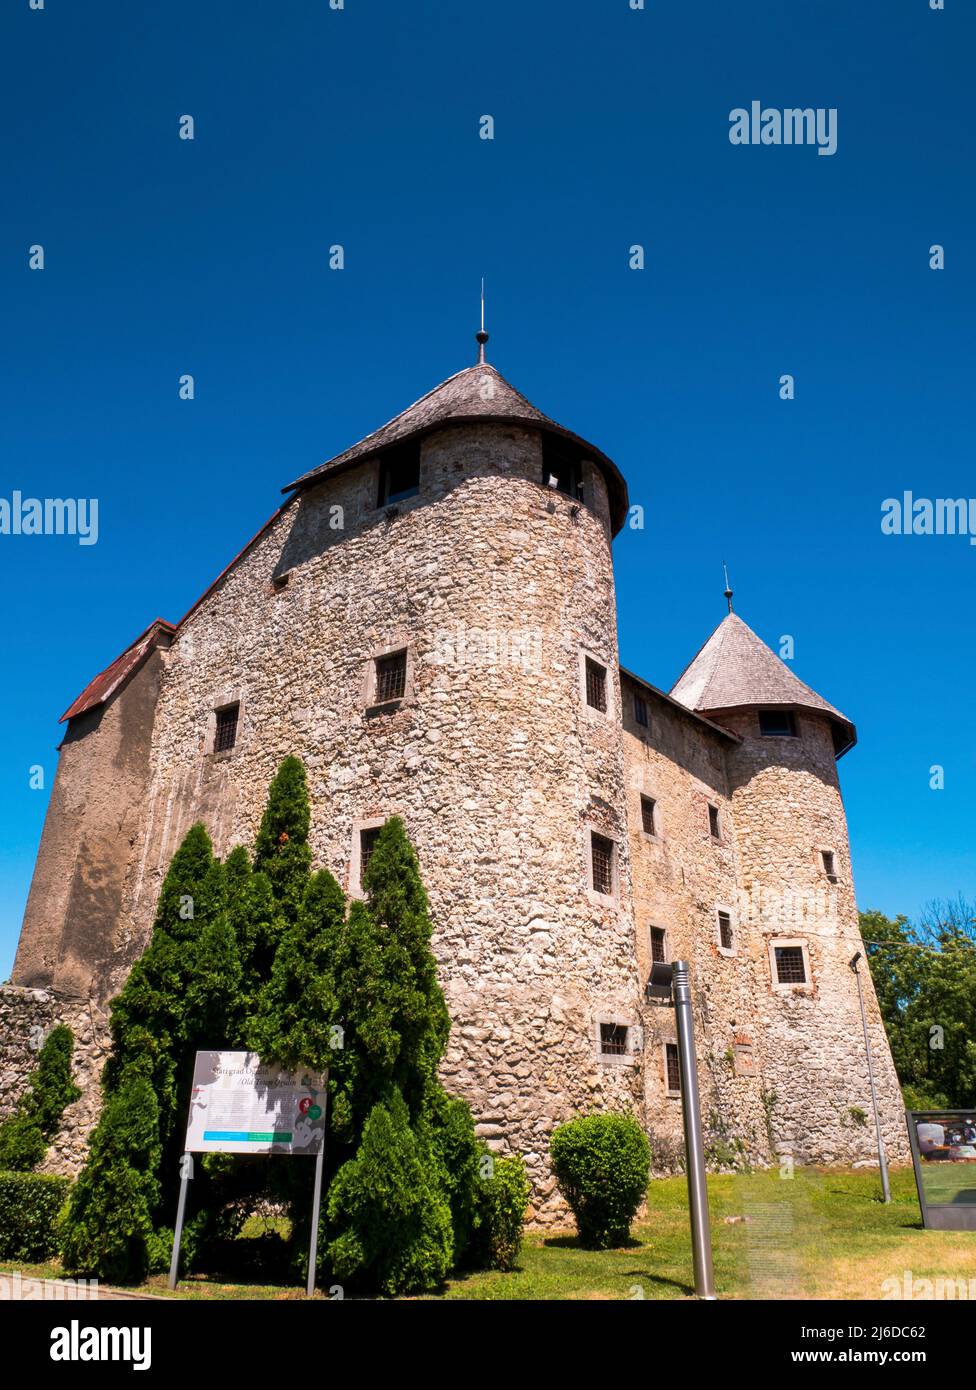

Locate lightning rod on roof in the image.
[476,277,489,364]
[722,562,734,614]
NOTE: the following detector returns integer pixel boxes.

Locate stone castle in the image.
[2,340,908,1217]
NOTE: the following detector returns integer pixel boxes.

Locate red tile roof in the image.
[59,619,176,723]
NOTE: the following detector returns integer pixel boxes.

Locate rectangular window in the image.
[821,850,838,882]
[759,709,797,737]
[377,442,420,507]
[542,436,583,500]
[360,827,381,885]
[590,832,614,896]
[640,796,656,836]
[585,658,607,713]
[650,925,667,964]
[665,1043,681,1094]
[214,702,239,753]
[599,1022,628,1057]
[375,650,407,704]
[774,945,807,985]
[634,693,649,727]
[708,804,721,840]
[717,910,733,951]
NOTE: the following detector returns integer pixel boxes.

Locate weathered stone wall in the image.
[720,708,909,1165]
[107,416,642,1220]
[621,680,776,1173]
[0,985,110,1178]
[13,648,166,998]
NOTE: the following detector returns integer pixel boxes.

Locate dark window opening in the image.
[665,1042,681,1093]
[591,833,614,896]
[650,926,667,964]
[759,709,797,737]
[718,910,734,951]
[641,796,656,836]
[360,827,381,885]
[774,946,807,985]
[214,702,239,753]
[634,693,649,727]
[821,850,838,883]
[600,1022,628,1056]
[585,658,607,712]
[377,442,420,507]
[375,650,407,704]
[708,804,721,839]
[542,435,584,500]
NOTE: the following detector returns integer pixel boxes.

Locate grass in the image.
[2,1165,973,1300]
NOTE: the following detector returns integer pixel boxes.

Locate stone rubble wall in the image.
[621,683,776,1173]
[720,708,910,1166]
[0,985,110,1178]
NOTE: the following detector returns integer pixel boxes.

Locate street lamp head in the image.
[646,960,674,1001]
[849,951,863,971]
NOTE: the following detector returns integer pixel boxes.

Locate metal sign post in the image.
[168,1153,193,1291]
[307,1142,326,1297]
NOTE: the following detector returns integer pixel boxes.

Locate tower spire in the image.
[475,277,489,363]
[722,561,734,614]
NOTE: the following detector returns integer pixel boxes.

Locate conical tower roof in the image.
[670,612,856,755]
[281,360,629,532]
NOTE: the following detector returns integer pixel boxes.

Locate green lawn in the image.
[3,1165,972,1300]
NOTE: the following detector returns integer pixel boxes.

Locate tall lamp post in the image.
[647,958,716,1300]
[849,951,891,1204]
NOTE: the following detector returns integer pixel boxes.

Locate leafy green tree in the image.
[0,1024,80,1171]
[861,903,976,1108]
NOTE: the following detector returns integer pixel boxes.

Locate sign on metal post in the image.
[169,1051,328,1293]
[907,1109,976,1231]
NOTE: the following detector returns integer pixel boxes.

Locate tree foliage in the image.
[60,762,524,1293]
[550,1112,650,1249]
[0,1024,80,1172]
[861,899,976,1108]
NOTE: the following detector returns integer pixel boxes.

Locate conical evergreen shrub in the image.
[252,756,312,925]
[326,1088,453,1296]
[60,1064,162,1282]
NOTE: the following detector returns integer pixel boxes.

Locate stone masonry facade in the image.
[3,358,908,1221]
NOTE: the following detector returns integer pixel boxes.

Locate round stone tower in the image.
[53,343,643,1217]
[670,612,908,1166]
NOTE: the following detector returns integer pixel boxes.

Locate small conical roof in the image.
[670,613,856,755]
[281,361,629,531]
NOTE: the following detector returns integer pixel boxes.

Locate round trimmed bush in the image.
[549,1112,650,1248]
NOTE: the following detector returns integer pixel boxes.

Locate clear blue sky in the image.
[1,1,972,979]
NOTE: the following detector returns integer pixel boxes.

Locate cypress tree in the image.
[249,869,345,1070]
[62,823,235,1277]
[224,846,278,1017]
[326,1088,453,1296]
[357,816,450,1119]
[252,756,312,925]
[60,1064,162,1282]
